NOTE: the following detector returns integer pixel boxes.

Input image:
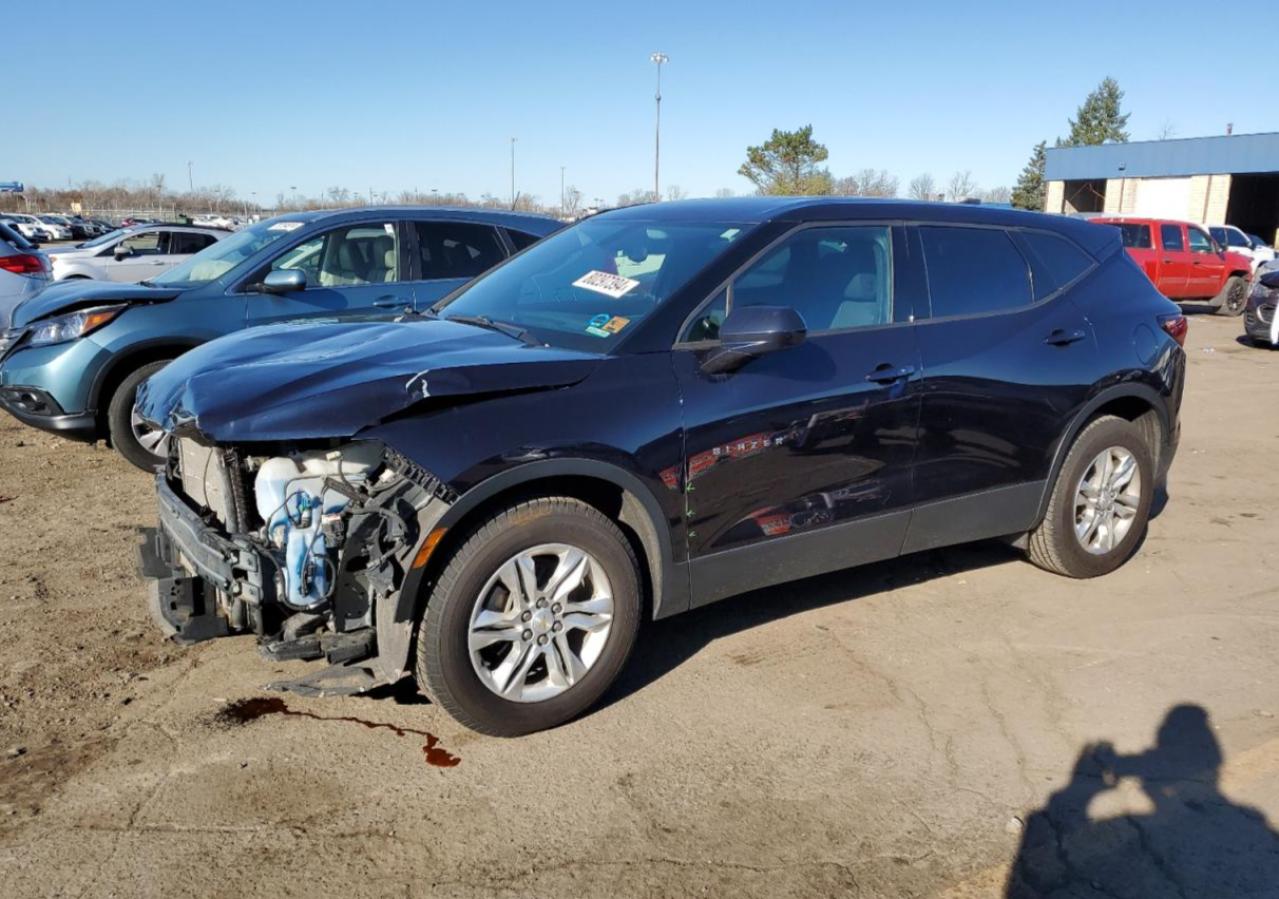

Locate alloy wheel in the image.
[1074,446,1142,555]
[130,407,169,459]
[467,543,614,703]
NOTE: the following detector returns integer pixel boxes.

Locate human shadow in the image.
[1006,704,1279,897]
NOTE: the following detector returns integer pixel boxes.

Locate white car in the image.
[46,224,226,282]
[2,213,53,242]
[36,215,73,240]
[1210,225,1275,273]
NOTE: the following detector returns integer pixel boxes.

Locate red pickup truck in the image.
[1093,216,1253,315]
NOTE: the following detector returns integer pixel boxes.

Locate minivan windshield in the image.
[434,217,747,351]
[151,219,301,287]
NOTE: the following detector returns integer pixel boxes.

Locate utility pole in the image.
[510,137,517,209]
[187,161,194,192]
[560,165,566,217]
[650,52,668,201]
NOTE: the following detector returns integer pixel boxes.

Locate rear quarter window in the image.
[1017,231,1096,299]
[920,226,1032,318]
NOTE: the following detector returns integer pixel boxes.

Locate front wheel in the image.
[415,497,641,736]
[1027,415,1154,578]
[1213,275,1248,316]
[106,360,172,471]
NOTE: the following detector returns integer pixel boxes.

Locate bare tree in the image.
[562,185,583,218]
[908,173,936,201]
[980,186,1012,204]
[665,184,688,201]
[833,168,898,197]
[713,187,735,198]
[1155,120,1177,140]
[947,170,978,202]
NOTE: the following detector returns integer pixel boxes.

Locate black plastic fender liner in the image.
[372,495,452,684]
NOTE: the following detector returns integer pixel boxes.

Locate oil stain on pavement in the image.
[214,696,461,768]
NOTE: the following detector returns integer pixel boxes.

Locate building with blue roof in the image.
[1044,131,1279,245]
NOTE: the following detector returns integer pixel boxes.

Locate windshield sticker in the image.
[573,270,640,299]
[585,314,630,338]
[268,221,304,232]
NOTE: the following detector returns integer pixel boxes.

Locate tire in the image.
[415,497,641,736]
[106,360,172,472]
[1027,415,1155,578]
[1213,275,1248,316]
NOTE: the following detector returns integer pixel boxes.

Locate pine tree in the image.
[1011,141,1048,211]
[1062,77,1130,146]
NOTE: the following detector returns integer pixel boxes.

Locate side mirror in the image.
[113,245,132,260]
[1259,270,1279,290]
[700,304,806,375]
[262,269,306,294]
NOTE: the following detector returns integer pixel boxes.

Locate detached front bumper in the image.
[136,475,269,643]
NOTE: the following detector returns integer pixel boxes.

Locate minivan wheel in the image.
[415,497,641,736]
[1026,415,1154,578]
[106,360,172,472]
[1213,276,1248,316]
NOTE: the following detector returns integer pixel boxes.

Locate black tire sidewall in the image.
[1047,418,1154,577]
[1216,277,1247,316]
[106,360,171,471]
[422,502,640,735]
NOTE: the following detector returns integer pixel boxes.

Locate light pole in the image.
[187,161,194,193]
[560,165,566,217]
[510,137,517,209]
[650,52,668,201]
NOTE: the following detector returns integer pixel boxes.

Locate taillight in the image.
[0,253,49,276]
[1159,313,1188,347]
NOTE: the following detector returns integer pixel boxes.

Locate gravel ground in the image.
[1,312,1276,898]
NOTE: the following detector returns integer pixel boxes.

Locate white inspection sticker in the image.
[268,221,304,232]
[572,270,640,299]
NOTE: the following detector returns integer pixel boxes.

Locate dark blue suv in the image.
[135,198,1185,735]
[0,207,559,468]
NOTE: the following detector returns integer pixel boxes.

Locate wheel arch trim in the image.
[1035,381,1170,522]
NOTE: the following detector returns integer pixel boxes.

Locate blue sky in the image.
[15,0,1269,206]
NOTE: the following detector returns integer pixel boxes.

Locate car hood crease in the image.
[134,319,603,442]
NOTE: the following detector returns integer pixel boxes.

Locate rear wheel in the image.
[106,360,172,471]
[1213,275,1248,316]
[1027,415,1154,578]
[415,497,641,736]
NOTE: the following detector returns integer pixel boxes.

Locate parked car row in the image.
[0,207,560,467]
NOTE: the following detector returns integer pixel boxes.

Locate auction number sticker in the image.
[268,221,304,232]
[573,270,640,299]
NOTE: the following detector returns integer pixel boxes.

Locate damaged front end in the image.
[138,435,456,696]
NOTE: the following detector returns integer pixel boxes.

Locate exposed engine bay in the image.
[137,436,455,696]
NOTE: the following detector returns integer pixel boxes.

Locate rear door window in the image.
[919,226,1032,318]
[170,232,217,255]
[1160,224,1184,252]
[1116,223,1152,249]
[116,230,169,256]
[414,222,506,280]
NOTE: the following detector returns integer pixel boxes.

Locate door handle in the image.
[1162,258,1174,264]
[865,363,916,384]
[1044,328,1087,347]
[373,296,406,308]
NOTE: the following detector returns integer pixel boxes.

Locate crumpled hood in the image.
[135,318,603,442]
[9,279,183,329]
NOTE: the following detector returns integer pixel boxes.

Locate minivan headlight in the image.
[27,305,125,347]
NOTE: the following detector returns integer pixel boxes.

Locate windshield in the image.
[151,219,302,286]
[434,217,747,351]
